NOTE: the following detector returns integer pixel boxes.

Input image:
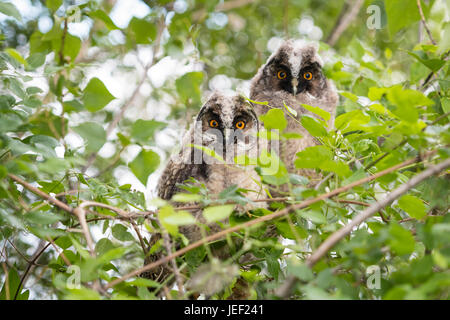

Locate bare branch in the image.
[72,206,96,257]
[275,157,450,298]
[8,174,73,213]
[162,232,185,297]
[13,241,51,300]
[326,0,364,47]
[417,0,436,45]
[104,151,437,290]
[1,263,10,300]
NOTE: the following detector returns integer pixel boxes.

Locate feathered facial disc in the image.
[261,41,328,98]
[193,93,259,162]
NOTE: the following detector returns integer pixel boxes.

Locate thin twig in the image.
[1,263,10,300]
[72,206,96,257]
[13,241,51,300]
[416,0,436,45]
[131,221,148,255]
[162,232,184,297]
[326,0,364,46]
[8,174,73,213]
[58,18,68,65]
[6,240,42,266]
[275,157,450,298]
[46,237,71,266]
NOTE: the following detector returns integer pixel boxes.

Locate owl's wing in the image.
[157,152,195,200]
[157,131,208,200]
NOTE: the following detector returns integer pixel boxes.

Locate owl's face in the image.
[192,93,259,163]
[253,40,328,100]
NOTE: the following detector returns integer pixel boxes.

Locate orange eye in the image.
[209,119,219,128]
[277,70,287,80]
[235,120,246,130]
[303,72,313,80]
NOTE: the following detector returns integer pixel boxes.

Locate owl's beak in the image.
[292,78,299,95]
[224,128,233,146]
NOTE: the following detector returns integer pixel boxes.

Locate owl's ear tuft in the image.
[301,43,323,67]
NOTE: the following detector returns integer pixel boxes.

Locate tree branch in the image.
[275,157,450,298]
[104,151,438,290]
[7,174,73,213]
[162,232,184,297]
[417,0,436,45]
[326,0,364,46]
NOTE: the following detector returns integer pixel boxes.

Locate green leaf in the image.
[297,210,327,225]
[301,104,331,121]
[0,2,21,21]
[6,48,28,66]
[388,223,415,256]
[0,268,28,300]
[408,50,445,72]
[386,85,434,122]
[63,99,84,113]
[62,33,82,62]
[158,206,179,235]
[275,221,307,239]
[54,236,72,250]
[126,278,160,288]
[111,224,134,241]
[398,195,427,219]
[88,10,119,30]
[385,0,421,36]
[0,165,7,180]
[258,150,289,185]
[176,72,204,107]
[172,193,203,202]
[162,210,196,226]
[203,205,234,223]
[281,132,303,139]
[287,259,314,281]
[47,0,63,12]
[131,119,166,144]
[38,180,65,193]
[128,149,160,185]
[65,288,101,300]
[300,115,327,137]
[295,145,331,167]
[128,17,157,44]
[295,145,350,177]
[259,108,287,131]
[334,110,370,133]
[82,77,116,112]
[25,211,63,225]
[95,238,116,255]
[72,122,106,153]
[185,246,207,267]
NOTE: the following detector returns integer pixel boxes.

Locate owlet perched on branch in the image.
[250,39,338,184]
[143,92,266,285]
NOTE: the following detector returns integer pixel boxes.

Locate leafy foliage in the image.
[0,0,449,300]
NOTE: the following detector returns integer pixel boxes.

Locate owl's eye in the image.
[277,70,287,80]
[235,120,246,130]
[209,119,219,128]
[303,72,313,80]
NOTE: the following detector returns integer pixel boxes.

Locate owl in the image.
[250,39,338,183]
[143,92,266,286]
